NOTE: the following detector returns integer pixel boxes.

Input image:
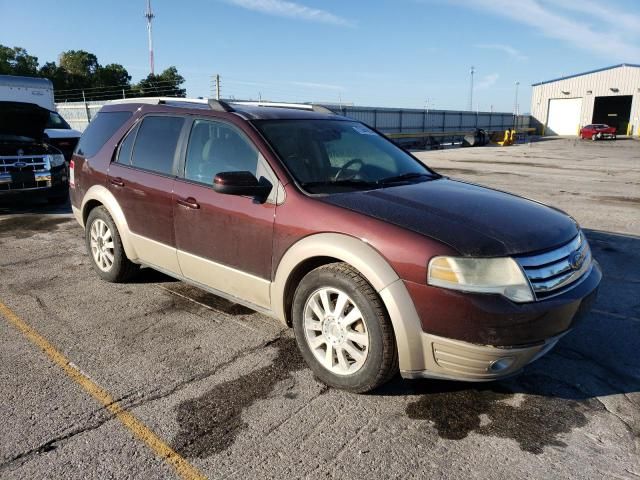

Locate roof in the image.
[0,74,53,89]
[231,104,341,120]
[531,63,640,86]
[104,97,344,121]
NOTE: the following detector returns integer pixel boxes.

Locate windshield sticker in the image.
[352,125,376,135]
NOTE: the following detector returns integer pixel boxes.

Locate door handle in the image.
[176,197,200,209]
[109,177,125,187]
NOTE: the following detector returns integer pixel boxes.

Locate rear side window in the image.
[116,124,139,165]
[130,116,184,175]
[75,111,132,158]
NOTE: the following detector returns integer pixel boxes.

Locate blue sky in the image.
[2,0,639,112]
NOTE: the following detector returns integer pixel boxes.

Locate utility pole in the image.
[513,81,520,129]
[216,74,221,100]
[424,98,431,131]
[144,0,155,75]
[468,66,475,111]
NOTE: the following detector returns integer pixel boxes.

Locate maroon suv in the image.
[70,98,601,392]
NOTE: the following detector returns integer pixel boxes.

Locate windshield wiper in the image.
[301,179,376,188]
[377,172,434,185]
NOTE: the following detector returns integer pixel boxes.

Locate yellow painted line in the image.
[0,301,207,480]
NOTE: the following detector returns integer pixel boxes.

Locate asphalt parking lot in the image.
[1,137,639,479]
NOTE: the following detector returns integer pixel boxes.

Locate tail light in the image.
[69,160,75,188]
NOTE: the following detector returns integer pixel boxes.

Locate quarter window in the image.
[116,124,139,165]
[184,119,259,184]
[130,116,185,175]
[75,111,132,158]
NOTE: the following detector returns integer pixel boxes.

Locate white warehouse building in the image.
[531,64,640,137]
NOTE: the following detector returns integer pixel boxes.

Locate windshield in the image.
[254,119,437,194]
[46,112,71,129]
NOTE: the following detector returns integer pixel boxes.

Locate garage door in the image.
[547,98,583,136]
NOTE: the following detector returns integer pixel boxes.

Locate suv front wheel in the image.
[292,262,398,393]
[85,206,139,282]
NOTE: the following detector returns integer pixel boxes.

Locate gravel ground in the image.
[0,137,638,479]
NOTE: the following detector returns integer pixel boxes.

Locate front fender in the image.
[271,233,426,371]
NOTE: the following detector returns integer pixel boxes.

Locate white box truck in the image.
[0,75,81,160]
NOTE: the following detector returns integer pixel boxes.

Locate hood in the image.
[318,178,579,257]
[0,101,50,142]
[45,128,82,139]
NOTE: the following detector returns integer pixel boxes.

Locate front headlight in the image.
[428,256,534,302]
[46,154,66,168]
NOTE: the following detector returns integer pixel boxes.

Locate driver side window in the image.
[184,119,259,185]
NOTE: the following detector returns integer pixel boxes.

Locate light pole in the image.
[424,98,431,131]
[514,81,520,129]
[468,66,475,111]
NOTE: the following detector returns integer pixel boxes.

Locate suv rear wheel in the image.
[85,206,139,282]
[292,262,398,393]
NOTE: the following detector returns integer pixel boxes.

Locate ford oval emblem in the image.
[568,250,585,270]
[14,161,27,168]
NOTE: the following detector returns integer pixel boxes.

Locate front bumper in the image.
[406,261,601,346]
[402,331,566,381]
[397,261,601,381]
[0,164,67,196]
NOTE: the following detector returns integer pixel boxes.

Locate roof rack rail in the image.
[106,97,336,114]
[108,96,234,112]
[229,101,334,114]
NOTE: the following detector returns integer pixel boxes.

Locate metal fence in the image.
[56,99,530,135]
[55,101,106,131]
[322,105,530,134]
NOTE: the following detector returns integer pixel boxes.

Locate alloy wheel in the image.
[303,287,370,375]
[90,219,115,272]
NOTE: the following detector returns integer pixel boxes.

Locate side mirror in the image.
[213,171,272,201]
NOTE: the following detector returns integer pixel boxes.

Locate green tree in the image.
[58,50,99,77]
[38,61,70,92]
[0,45,39,76]
[97,63,131,88]
[1,44,184,101]
[134,66,186,97]
[56,50,99,92]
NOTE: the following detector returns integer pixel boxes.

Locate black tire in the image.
[292,262,398,393]
[85,206,139,282]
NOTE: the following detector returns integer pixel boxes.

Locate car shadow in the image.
[128,267,179,285]
[0,196,72,216]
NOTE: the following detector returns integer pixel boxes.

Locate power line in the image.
[54,79,180,94]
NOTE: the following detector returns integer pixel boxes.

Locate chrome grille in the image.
[516,233,592,299]
[0,156,49,174]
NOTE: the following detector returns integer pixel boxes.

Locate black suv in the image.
[0,101,69,203]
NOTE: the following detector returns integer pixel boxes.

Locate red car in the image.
[70,98,601,392]
[579,124,616,140]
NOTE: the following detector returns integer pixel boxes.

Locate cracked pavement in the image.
[1,138,639,479]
